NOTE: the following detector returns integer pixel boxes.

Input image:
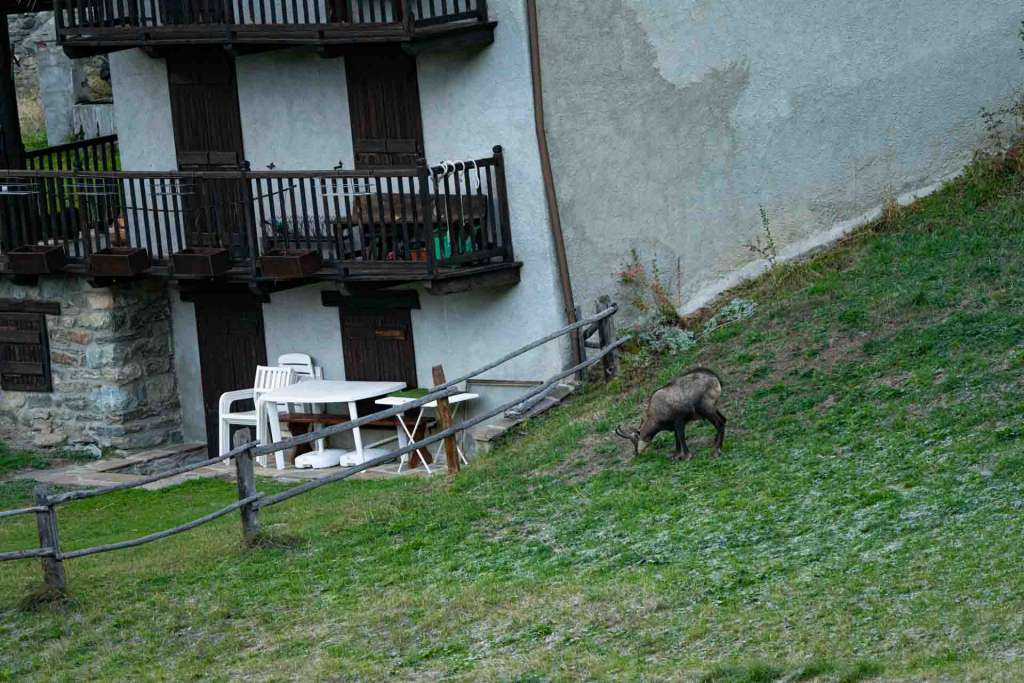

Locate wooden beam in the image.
[0,14,23,170]
[0,298,61,315]
[424,264,520,295]
[321,289,420,310]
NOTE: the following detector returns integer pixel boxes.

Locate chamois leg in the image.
[698,406,726,458]
[672,420,692,461]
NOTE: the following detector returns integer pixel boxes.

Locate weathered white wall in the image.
[109,49,176,170]
[168,293,205,441]
[537,0,1024,316]
[416,0,567,387]
[261,284,346,381]
[236,50,354,170]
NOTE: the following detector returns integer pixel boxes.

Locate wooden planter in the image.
[172,247,230,277]
[7,245,66,275]
[260,249,322,279]
[89,247,151,277]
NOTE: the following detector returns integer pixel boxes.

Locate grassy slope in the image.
[1,162,1023,681]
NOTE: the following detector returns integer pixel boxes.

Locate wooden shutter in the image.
[167,50,245,171]
[346,50,425,168]
[0,311,52,393]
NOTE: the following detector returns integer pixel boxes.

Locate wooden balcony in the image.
[0,146,519,293]
[54,0,495,56]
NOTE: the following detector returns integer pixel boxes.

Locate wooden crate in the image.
[259,249,322,279]
[7,245,66,275]
[172,248,230,277]
[89,248,151,277]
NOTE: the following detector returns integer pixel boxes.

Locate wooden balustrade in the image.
[54,0,488,38]
[25,135,120,173]
[0,148,513,282]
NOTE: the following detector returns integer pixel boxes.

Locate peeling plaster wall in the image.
[537,0,1024,316]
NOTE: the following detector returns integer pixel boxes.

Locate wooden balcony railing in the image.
[55,0,490,48]
[25,135,120,172]
[0,146,514,282]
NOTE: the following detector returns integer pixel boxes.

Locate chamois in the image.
[615,368,726,460]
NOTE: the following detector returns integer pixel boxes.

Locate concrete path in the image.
[10,443,440,491]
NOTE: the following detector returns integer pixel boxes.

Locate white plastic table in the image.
[375,393,478,474]
[257,380,406,470]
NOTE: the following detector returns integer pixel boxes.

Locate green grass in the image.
[0,443,96,479]
[2,159,1024,680]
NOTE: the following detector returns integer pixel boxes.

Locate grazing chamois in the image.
[615,368,726,460]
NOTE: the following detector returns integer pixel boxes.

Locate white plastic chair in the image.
[277,353,323,408]
[218,366,295,462]
[277,353,325,450]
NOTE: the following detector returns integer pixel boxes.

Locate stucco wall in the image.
[109,49,177,170]
[537,0,1024,316]
[416,0,566,385]
[236,50,354,170]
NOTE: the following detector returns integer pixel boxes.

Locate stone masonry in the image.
[0,277,182,452]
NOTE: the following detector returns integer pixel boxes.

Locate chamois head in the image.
[614,425,649,456]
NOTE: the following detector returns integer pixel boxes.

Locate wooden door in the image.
[195,293,267,455]
[340,308,417,387]
[167,49,248,252]
[345,50,424,168]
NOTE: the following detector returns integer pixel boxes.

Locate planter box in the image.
[89,247,151,277]
[260,249,322,279]
[8,245,66,274]
[172,248,230,277]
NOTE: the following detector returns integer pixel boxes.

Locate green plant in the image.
[700,298,757,339]
[745,205,778,268]
[617,249,681,323]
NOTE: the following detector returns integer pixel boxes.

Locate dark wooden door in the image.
[195,293,267,455]
[167,49,248,252]
[340,308,417,387]
[345,50,424,168]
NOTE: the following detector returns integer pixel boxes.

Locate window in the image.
[0,300,58,393]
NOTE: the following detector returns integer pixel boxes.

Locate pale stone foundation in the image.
[0,276,182,452]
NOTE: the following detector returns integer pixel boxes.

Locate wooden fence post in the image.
[572,305,587,383]
[597,295,619,380]
[33,484,66,593]
[432,365,460,475]
[234,448,259,544]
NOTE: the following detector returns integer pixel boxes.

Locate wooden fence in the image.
[0,299,624,595]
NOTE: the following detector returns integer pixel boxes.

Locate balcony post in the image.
[417,157,436,276]
[492,145,514,262]
[0,15,24,171]
[398,0,413,34]
[53,0,66,31]
[477,0,488,21]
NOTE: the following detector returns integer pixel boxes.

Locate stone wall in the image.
[0,277,182,452]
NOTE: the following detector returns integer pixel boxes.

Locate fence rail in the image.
[0,299,623,596]
[0,147,513,277]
